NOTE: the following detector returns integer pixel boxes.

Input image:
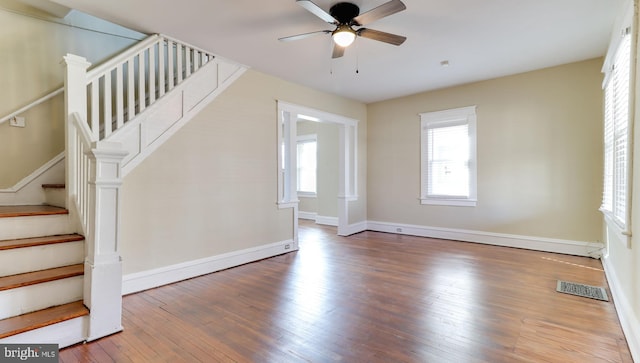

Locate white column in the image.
[84,141,128,341]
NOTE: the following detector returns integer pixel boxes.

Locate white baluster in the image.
[116,65,124,129]
[176,44,183,83]
[185,47,192,78]
[103,72,112,138]
[148,45,156,104]
[138,52,146,113]
[167,40,175,91]
[158,40,166,98]
[127,58,135,121]
[90,81,99,139]
[193,50,200,72]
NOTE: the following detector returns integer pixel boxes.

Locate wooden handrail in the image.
[0,87,64,126]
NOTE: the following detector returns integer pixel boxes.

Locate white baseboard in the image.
[298,211,316,220]
[366,221,603,257]
[339,221,368,236]
[602,256,640,362]
[315,215,338,226]
[122,239,296,295]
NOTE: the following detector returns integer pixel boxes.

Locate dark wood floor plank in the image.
[60,221,632,362]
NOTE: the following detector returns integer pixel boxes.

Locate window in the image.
[601,29,631,229]
[420,106,477,206]
[297,135,317,195]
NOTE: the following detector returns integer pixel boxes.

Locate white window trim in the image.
[420,105,477,207]
[600,0,634,248]
[297,134,317,197]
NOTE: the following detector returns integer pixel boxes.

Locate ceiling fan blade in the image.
[357,28,406,46]
[352,0,406,25]
[332,44,345,58]
[296,0,337,24]
[279,30,331,42]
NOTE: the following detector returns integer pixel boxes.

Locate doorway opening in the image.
[277,101,358,243]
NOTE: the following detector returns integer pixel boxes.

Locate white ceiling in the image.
[51,0,623,103]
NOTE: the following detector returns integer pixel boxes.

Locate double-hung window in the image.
[297,134,317,196]
[601,27,632,230]
[420,106,477,206]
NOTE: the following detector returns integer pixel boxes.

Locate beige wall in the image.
[0,3,143,188]
[316,122,340,218]
[367,58,603,243]
[120,69,366,275]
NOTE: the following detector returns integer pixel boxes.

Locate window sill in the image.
[420,198,477,207]
[297,192,317,198]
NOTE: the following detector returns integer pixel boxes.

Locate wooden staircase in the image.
[0,188,90,347]
[0,33,247,346]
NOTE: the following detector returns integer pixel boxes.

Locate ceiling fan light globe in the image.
[332,27,356,47]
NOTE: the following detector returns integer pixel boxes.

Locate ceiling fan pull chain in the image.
[355,39,360,74]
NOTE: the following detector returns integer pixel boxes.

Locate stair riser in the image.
[0,215,73,240]
[0,276,83,320]
[43,188,66,208]
[0,242,84,277]
[0,315,88,348]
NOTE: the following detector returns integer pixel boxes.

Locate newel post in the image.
[84,141,128,341]
[62,54,90,200]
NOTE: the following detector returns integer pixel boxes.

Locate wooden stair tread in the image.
[0,234,84,251]
[0,301,88,339]
[0,205,68,218]
[0,264,83,291]
[42,184,65,189]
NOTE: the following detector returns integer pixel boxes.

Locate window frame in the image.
[420,105,478,207]
[601,26,633,240]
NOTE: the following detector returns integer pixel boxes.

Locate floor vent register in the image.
[556,280,609,301]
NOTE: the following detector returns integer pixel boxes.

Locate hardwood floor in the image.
[60,221,633,362]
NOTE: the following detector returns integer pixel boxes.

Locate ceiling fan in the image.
[279,0,407,58]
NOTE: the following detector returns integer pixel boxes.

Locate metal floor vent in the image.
[556,280,609,301]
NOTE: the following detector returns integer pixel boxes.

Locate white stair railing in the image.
[85,34,215,140]
[62,34,219,342]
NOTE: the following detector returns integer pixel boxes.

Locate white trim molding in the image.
[315,215,339,226]
[342,221,368,236]
[298,211,317,220]
[367,221,604,257]
[602,256,640,362]
[122,239,296,295]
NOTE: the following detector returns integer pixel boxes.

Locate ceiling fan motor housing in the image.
[330,2,360,24]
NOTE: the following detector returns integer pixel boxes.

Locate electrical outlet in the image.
[285,244,291,250]
[9,116,25,128]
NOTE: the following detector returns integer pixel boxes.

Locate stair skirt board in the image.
[0,242,84,277]
[0,276,83,320]
[0,215,72,241]
[0,316,88,349]
[0,153,64,207]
